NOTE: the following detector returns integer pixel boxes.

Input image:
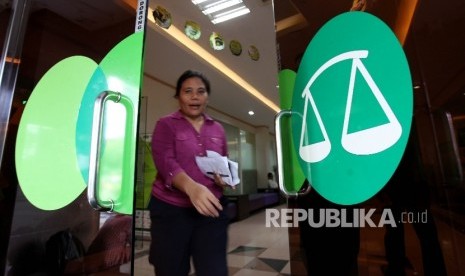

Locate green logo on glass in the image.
[291,12,413,205]
[15,32,144,214]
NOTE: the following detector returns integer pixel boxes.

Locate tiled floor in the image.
[133,202,465,276]
[133,204,291,276]
[225,203,291,276]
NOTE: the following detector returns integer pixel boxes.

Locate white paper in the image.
[228,159,240,185]
[195,150,240,186]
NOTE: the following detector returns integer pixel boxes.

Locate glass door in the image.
[133,0,282,274]
[0,0,147,274]
[275,0,465,275]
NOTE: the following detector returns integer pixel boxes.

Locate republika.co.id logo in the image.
[265,208,429,228]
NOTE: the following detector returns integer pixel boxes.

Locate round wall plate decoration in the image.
[209,32,225,50]
[248,45,260,61]
[229,40,242,56]
[153,6,172,29]
[185,21,201,40]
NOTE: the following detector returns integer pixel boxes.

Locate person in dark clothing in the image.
[382,128,447,276]
[297,182,360,276]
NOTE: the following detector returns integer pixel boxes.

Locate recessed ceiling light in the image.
[248,110,255,116]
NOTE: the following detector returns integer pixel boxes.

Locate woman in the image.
[149,70,230,276]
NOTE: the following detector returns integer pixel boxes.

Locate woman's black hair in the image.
[174,70,211,98]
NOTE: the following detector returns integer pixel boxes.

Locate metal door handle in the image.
[275,110,311,197]
[87,91,126,211]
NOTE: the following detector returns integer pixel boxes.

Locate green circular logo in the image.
[291,12,413,205]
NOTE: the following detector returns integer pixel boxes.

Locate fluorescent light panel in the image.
[202,0,242,15]
[192,0,249,24]
[192,0,208,4]
[211,6,250,24]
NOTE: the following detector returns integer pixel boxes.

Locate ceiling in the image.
[143,0,465,132]
[18,0,465,131]
[144,0,280,131]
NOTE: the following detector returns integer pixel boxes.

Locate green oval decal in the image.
[15,56,96,210]
[16,32,144,214]
[291,12,413,205]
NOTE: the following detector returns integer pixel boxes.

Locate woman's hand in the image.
[186,183,223,217]
[171,171,228,217]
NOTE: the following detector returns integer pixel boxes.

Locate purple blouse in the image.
[151,110,228,207]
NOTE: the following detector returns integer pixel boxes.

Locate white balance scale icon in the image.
[299,50,402,163]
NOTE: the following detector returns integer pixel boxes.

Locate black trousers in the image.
[384,207,447,276]
[297,188,360,276]
[148,196,229,276]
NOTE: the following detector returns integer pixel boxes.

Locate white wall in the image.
[141,76,178,136]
